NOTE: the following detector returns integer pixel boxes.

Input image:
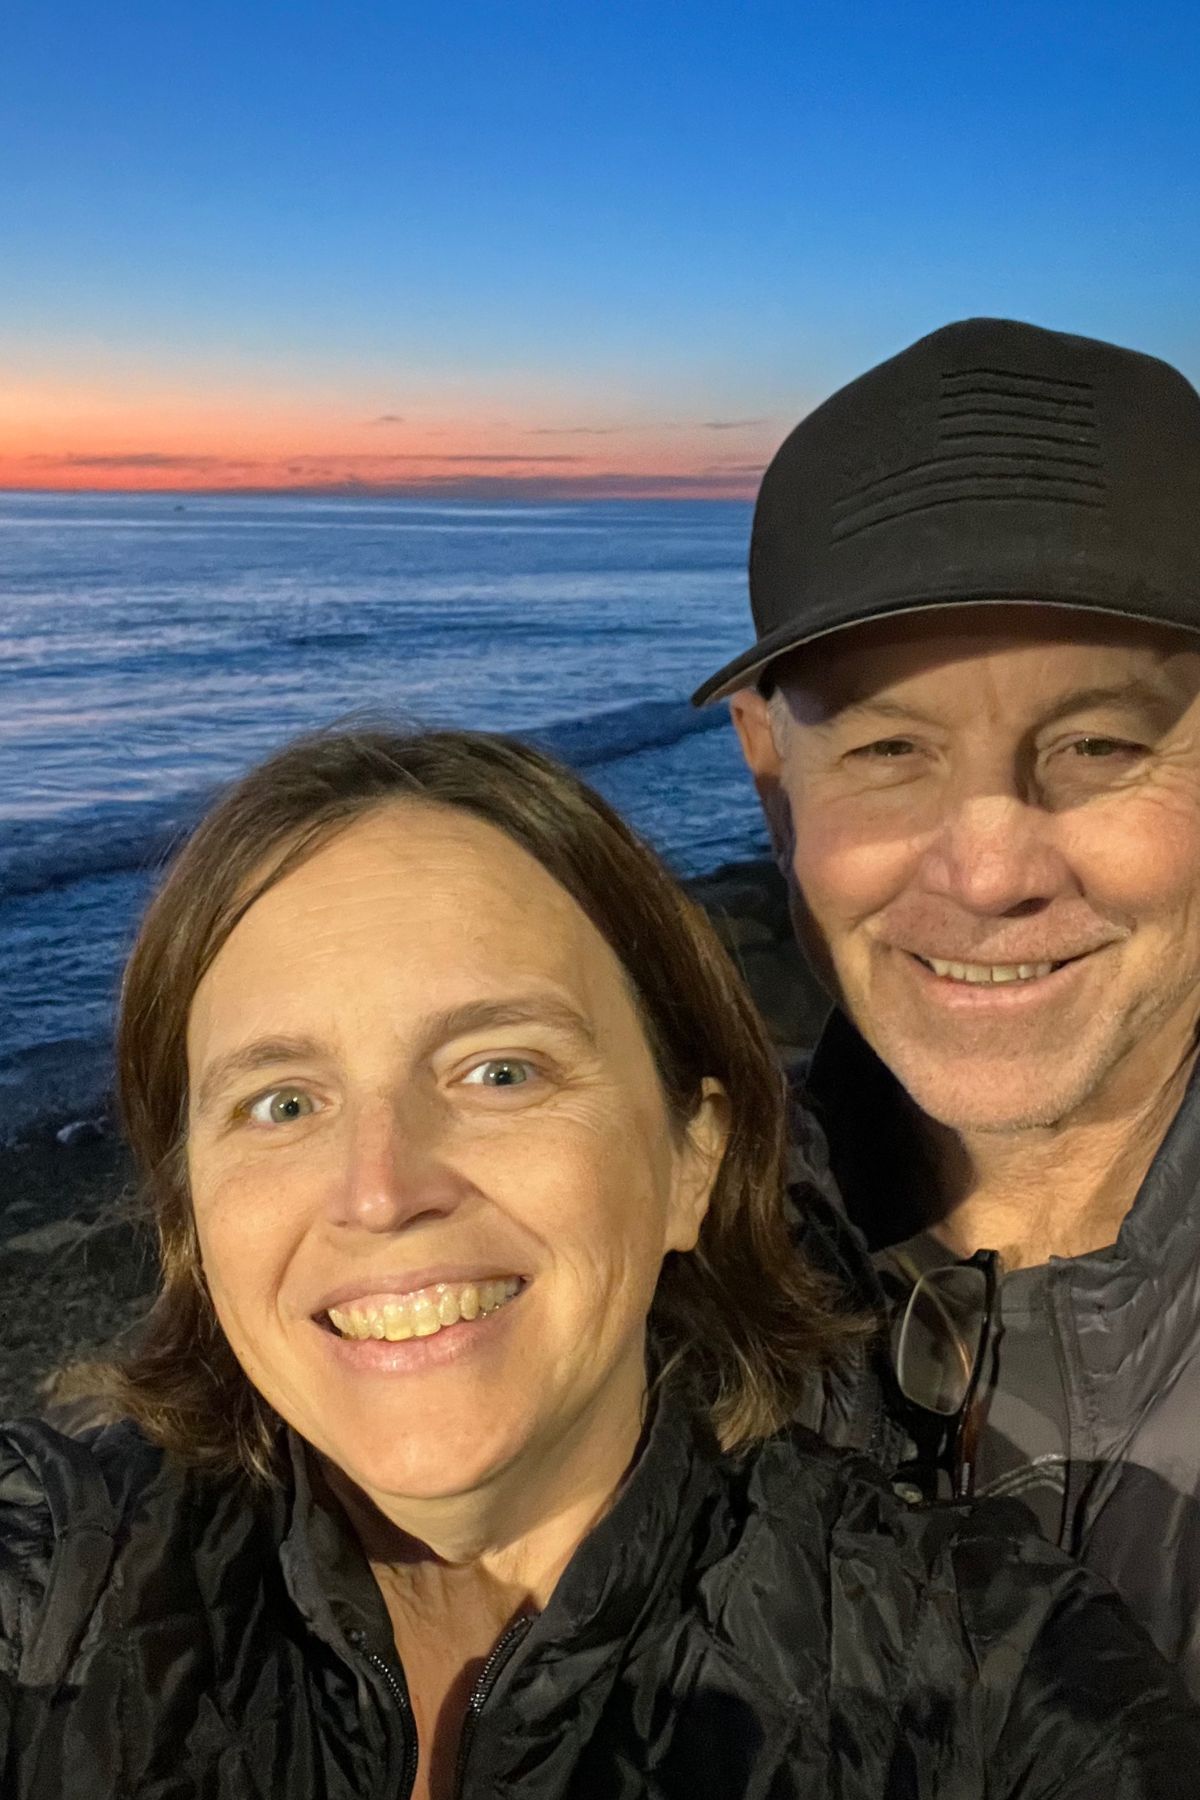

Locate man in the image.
[692,317,1200,1692]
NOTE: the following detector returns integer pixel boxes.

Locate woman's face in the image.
[185,802,722,1517]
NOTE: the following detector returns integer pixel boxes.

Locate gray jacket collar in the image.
[804,1005,1200,1281]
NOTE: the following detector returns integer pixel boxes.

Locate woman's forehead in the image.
[187,802,634,1050]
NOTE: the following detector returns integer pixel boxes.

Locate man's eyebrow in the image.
[828,697,942,729]
[827,679,1180,732]
[191,997,599,1117]
[1031,679,1182,730]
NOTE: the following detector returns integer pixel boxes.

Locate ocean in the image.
[0,491,769,1135]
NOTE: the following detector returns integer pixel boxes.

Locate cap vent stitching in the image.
[940,402,1097,427]
[940,388,1095,413]
[834,449,1103,511]
[835,468,1106,515]
[940,425,1099,451]
[830,485,1105,544]
[944,364,1093,394]
[827,363,1107,544]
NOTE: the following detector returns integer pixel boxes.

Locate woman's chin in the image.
[322,1420,528,1512]
[276,1346,538,1509]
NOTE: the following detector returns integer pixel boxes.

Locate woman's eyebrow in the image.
[192,998,600,1116]
[193,1035,326,1117]
[417,995,599,1057]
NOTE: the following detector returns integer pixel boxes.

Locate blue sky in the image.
[3,1,1199,493]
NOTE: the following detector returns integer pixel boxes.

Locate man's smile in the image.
[912,955,1065,985]
[893,945,1103,1004]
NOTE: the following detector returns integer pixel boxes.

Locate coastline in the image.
[0,856,830,1416]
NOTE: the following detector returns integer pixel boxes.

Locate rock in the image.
[0,1217,89,1258]
[686,859,832,1053]
[688,858,792,937]
[0,1209,155,1301]
[0,1035,114,1149]
[707,912,778,952]
[730,939,833,1051]
[55,1118,106,1148]
[0,1200,40,1225]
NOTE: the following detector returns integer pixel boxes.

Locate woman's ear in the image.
[665,1079,731,1254]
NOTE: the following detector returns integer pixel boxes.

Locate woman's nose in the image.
[326,1096,469,1234]
[916,790,1074,917]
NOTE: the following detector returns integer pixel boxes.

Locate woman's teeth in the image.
[921,956,1060,984]
[327,1278,521,1342]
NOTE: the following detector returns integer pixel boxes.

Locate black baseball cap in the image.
[691,317,1200,706]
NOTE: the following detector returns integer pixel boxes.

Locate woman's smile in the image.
[323,1275,524,1341]
[315,1277,528,1376]
[185,800,716,1516]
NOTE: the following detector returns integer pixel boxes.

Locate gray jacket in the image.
[795,1008,1200,1696]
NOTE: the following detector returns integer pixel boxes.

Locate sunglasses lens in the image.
[896,1265,988,1415]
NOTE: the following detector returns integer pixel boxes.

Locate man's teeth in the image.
[922,956,1059,984]
[327,1278,521,1342]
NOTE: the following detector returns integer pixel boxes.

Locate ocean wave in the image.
[0,700,729,901]
[532,697,726,767]
[0,1033,117,1146]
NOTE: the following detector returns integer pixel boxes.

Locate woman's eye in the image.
[245,1087,318,1126]
[460,1059,536,1089]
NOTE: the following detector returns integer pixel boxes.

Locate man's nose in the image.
[917,790,1073,917]
[326,1094,470,1234]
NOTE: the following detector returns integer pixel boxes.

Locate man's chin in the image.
[884,1048,1096,1136]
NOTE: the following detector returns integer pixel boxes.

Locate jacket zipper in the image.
[355,1638,419,1800]
[452,1615,534,1800]
[1046,1264,1084,1554]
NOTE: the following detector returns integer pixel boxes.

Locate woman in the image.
[1,726,1195,1798]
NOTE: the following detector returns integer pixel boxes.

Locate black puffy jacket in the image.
[795,1010,1200,1697]
[1,1395,1197,1798]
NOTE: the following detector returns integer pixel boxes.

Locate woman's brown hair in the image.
[101,726,861,1480]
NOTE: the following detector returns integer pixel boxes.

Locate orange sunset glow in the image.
[0,377,773,500]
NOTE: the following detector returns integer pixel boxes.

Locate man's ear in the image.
[665,1079,730,1255]
[728,691,794,875]
[729,689,781,778]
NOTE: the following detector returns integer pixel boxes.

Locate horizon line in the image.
[0,477,760,503]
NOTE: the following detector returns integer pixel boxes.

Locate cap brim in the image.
[690,620,823,707]
[690,592,1200,708]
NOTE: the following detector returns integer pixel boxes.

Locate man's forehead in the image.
[773,605,1200,724]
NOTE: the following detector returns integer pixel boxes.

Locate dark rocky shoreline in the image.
[0,857,830,1417]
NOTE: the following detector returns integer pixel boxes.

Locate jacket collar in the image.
[276,1430,396,1658]
[516,1385,718,1661]
[805,1005,1200,1276]
[805,1008,935,1253]
[1111,1047,1200,1273]
[274,1383,722,1674]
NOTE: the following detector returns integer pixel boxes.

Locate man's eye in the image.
[852,738,916,758]
[245,1087,318,1126]
[460,1059,536,1088]
[1069,737,1141,758]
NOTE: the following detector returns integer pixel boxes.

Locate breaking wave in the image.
[0,698,728,901]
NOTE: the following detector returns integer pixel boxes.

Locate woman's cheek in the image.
[192,1155,300,1304]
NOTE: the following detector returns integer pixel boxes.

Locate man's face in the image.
[732,607,1200,1134]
